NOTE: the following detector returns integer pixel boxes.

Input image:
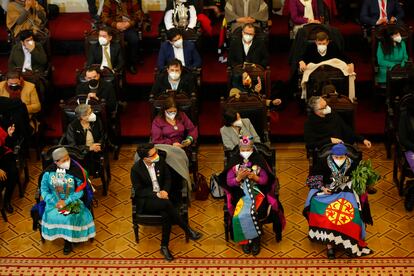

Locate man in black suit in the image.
[87,27,124,73]
[131,143,202,261]
[151,59,196,97]
[228,23,269,68]
[76,67,117,113]
[360,0,404,27]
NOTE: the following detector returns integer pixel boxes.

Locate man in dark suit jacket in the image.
[228,23,269,68]
[87,27,125,73]
[8,30,47,73]
[360,0,404,27]
[151,59,196,97]
[157,28,202,70]
[76,67,117,113]
[131,143,202,261]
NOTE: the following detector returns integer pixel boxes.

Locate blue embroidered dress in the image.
[40,170,96,242]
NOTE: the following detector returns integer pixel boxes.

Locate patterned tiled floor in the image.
[1,143,414,259]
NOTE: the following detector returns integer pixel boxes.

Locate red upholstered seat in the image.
[0,56,8,73]
[51,54,85,87]
[330,20,362,37]
[143,11,164,39]
[200,52,227,85]
[269,15,289,37]
[120,101,151,137]
[49,13,92,41]
[126,52,157,86]
[270,53,290,82]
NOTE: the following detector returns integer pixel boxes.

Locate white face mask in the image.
[169,71,180,81]
[165,111,177,120]
[240,151,253,160]
[317,44,327,55]
[88,112,97,122]
[98,37,108,46]
[322,105,332,115]
[233,119,243,128]
[393,35,402,43]
[173,38,183,48]
[243,34,254,43]
[59,160,70,170]
[333,157,346,167]
[27,40,34,46]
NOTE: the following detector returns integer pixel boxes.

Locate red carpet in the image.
[49,13,92,41]
[51,54,85,88]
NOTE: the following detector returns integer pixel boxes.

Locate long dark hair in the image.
[159,96,181,121]
[381,26,402,56]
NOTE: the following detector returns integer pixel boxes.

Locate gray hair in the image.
[52,147,68,161]
[75,104,90,118]
[308,96,322,112]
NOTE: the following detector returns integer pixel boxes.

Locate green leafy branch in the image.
[351,160,382,196]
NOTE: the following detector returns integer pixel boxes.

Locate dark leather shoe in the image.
[242,244,251,254]
[367,186,377,194]
[327,248,335,259]
[160,246,174,261]
[129,65,137,75]
[188,228,202,241]
[63,241,72,255]
[5,203,13,214]
[251,242,261,256]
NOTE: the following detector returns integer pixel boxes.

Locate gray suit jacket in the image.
[220,118,261,150]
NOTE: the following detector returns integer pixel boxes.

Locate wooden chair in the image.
[131,149,190,243]
[59,96,111,196]
[227,63,272,98]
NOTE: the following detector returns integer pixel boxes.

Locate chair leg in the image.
[133,223,139,243]
[224,209,229,242]
[399,170,406,197]
[393,157,399,187]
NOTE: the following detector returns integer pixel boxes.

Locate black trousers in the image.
[0,153,17,204]
[123,29,139,65]
[142,196,189,246]
[87,0,98,16]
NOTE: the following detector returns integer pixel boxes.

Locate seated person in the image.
[87,26,125,73]
[376,26,408,84]
[76,67,117,114]
[228,23,269,69]
[0,124,17,214]
[157,28,202,70]
[360,0,404,28]
[225,0,268,33]
[151,59,196,97]
[8,30,47,73]
[151,96,197,148]
[0,71,41,131]
[164,0,197,39]
[289,0,320,37]
[131,143,202,261]
[398,99,414,211]
[6,0,47,38]
[229,70,282,108]
[303,144,373,259]
[219,136,285,255]
[220,108,261,151]
[40,147,96,255]
[101,0,144,74]
[304,96,371,151]
[299,31,354,74]
[66,104,104,176]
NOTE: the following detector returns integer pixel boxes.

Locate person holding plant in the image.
[303,144,378,259]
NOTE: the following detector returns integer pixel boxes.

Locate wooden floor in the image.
[1,143,413,259]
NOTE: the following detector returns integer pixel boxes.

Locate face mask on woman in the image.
[87,112,97,122]
[393,35,402,43]
[240,151,253,160]
[165,111,177,120]
[59,160,71,170]
[233,119,243,128]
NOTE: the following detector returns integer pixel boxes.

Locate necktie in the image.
[381,0,387,19]
[103,46,112,70]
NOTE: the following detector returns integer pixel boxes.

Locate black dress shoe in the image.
[367,186,377,194]
[251,242,261,256]
[160,246,174,261]
[129,65,137,74]
[242,244,251,254]
[188,228,202,241]
[63,240,72,255]
[327,248,335,259]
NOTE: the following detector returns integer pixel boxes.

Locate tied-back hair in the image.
[308,96,322,112]
[381,26,402,56]
[223,108,238,127]
[137,143,155,159]
[159,96,182,121]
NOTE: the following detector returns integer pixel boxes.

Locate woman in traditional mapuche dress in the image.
[40,147,96,254]
[303,144,373,259]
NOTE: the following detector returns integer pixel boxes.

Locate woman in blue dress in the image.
[40,147,96,254]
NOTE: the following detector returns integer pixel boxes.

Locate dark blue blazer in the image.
[360,0,404,26]
[157,40,202,69]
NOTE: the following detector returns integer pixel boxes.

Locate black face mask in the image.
[88,79,99,90]
[8,84,22,91]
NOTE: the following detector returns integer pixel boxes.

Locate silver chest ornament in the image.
[173,2,189,28]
